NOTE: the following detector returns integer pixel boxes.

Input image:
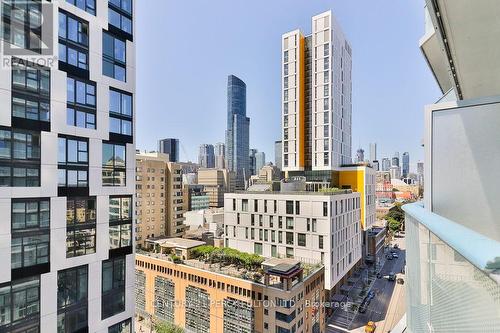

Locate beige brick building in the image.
[135,152,186,247]
[197,168,235,208]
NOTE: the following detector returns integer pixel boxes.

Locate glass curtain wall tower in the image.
[225,75,250,189]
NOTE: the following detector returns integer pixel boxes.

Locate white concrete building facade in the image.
[281,10,352,172]
[0,1,135,332]
[224,191,362,292]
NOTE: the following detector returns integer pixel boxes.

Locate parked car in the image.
[376,272,382,279]
[392,253,399,259]
[397,278,405,284]
[367,291,376,299]
[394,243,399,249]
[359,304,368,313]
[388,272,396,281]
[386,254,393,260]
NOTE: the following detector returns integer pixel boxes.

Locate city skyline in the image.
[136,0,440,166]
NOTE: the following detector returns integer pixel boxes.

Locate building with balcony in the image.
[135,152,186,246]
[400,2,500,332]
[135,245,325,333]
[0,1,136,332]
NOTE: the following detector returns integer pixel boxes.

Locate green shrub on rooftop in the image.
[191,245,264,270]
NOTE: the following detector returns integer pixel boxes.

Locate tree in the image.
[154,322,184,333]
[387,217,402,233]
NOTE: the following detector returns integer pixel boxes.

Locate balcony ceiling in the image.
[431,0,500,100]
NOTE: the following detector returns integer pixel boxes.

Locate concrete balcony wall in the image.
[425,97,500,241]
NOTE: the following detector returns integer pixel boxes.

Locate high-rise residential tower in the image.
[255,151,266,173]
[0,1,136,332]
[402,151,410,178]
[381,157,391,171]
[392,152,400,167]
[356,148,365,163]
[225,75,250,189]
[198,144,215,168]
[249,148,258,175]
[214,142,226,169]
[281,10,352,173]
[158,138,180,162]
[274,140,282,170]
[369,142,377,162]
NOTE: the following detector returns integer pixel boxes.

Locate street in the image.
[327,234,406,333]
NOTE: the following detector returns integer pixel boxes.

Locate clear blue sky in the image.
[136,0,441,172]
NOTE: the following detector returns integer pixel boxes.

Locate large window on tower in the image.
[66,197,96,258]
[11,198,50,278]
[0,127,40,187]
[102,142,126,186]
[57,265,88,333]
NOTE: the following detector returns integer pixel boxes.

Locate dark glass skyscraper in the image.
[158,138,180,162]
[225,75,250,189]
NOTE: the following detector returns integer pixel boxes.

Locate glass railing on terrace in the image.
[403,203,500,332]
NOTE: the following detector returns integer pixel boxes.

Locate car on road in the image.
[376,272,382,279]
[388,272,396,281]
[392,253,399,259]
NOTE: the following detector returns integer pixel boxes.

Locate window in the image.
[286,201,294,215]
[298,233,306,247]
[66,197,96,257]
[109,0,132,34]
[57,265,88,333]
[323,202,328,216]
[271,245,277,258]
[66,0,96,15]
[2,1,42,52]
[154,276,174,322]
[11,60,50,122]
[241,199,248,212]
[286,232,293,245]
[0,276,40,331]
[295,201,300,215]
[102,257,126,319]
[185,286,210,333]
[254,243,262,255]
[109,318,132,333]
[283,50,288,62]
[319,235,324,249]
[103,142,126,186]
[109,88,133,136]
[0,128,40,187]
[109,196,132,249]
[59,10,89,69]
[285,247,293,258]
[103,31,126,81]
[58,136,88,188]
[286,217,293,230]
[323,98,329,110]
[67,77,96,129]
[11,199,50,271]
